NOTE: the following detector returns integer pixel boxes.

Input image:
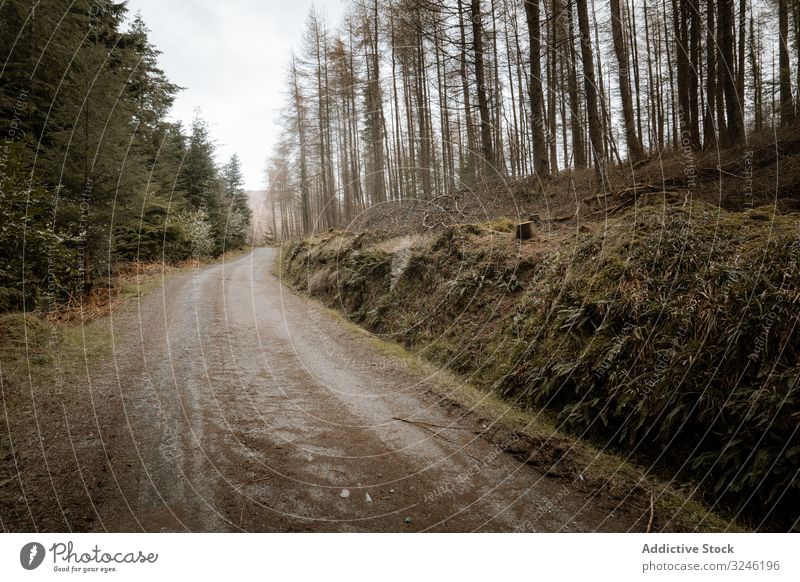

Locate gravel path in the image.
[10,248,641,532]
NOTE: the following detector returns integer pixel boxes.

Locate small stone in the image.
[365,493,372,502]
[404,516,412,524]
[340,489,350,498]
[389,489,395,494]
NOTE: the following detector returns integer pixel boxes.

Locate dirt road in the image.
[15,249,642,532]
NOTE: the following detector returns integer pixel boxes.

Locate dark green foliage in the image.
[221,154,251,250]
[282,204,800,531]
[0,2,249,310]
[0,146,80,311]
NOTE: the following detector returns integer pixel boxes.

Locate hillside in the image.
[280,197,800,532]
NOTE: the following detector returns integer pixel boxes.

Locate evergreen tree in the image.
[0,2,243,309]
[220,154,251,250]
[42,2,145,294]
[222,154,251,219]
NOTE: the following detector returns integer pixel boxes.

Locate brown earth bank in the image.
[0,248,717,533]
[281,200,800,532]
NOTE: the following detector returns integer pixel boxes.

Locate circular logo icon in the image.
[20,542,46,570]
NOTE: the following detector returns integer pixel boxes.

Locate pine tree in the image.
[43,2,145,294]
[222,155,248,212]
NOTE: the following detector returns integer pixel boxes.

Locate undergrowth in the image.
[281,200,800,531]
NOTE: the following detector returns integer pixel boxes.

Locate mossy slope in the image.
[281,202,800,531]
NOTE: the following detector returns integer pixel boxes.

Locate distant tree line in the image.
[267,0,799,237]
[0,1,250,312]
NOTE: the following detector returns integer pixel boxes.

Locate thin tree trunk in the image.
[415,30,433,197]
[366,0,386,203]
[610,0,645,161]
[458,0,477,180]
[433,13,454,192]
[566,0,586,168]
[626,0,644,148]
[688,0,700,146]
[749,13,763,131]
[524,0,550,177]
[503,3,521,177]
[490,0,505,172]
[704,0,717,149]
[779,0,796,125]
[662,0,678,149]
[716,0,728,141]
[471,0,497,174]
[720,0,744,143]
[576,0,605,181]
[673,0,690,144]
[548,0,559,173]
[737,0,746,108]
[291,56,310,234]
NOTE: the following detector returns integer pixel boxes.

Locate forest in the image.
[266,0,800,235]
[0,0,251,313]
[1,0,799,536]
[271,0,800,530]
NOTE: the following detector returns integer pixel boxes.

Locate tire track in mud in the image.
[81,249,644,532]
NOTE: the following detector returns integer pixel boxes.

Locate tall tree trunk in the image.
[415,31,433,197]
[490,0,505,172]
[547,0,559,173]
[720,0,744,143]
[503,4,521,177]
[703,0,717,149]
[511,0,532,174]
[627,0,644,146]
[796,3,800,118]
[644,1,657,151]
[564,0,586,168]
[389,15,405,200]
[673,0,690,145]
[433,13,455,192]
[366,0,386,203]
[737,0,746,106]
[688,0,700,146]
[470,0,497,174]
[524,0,550,177]
[779,0,796,125]
[610,0,645,161]
[576,0,605,180]
[291,56,310,234]
[592,2,614,163]
[458,0,477,180]
[715,0,728,141]
[749,13,762,131]
[662,0,678,149]
[313,20,334,229]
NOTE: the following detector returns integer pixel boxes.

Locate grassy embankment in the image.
[281,201,799,532]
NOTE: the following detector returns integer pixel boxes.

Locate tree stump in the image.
[516,221,534,240]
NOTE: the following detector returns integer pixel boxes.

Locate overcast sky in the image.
[125,0,346,190]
